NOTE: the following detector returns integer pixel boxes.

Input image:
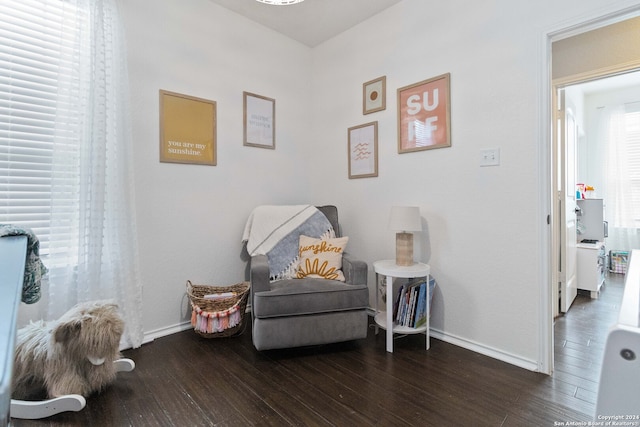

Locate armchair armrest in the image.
[250,254,271,294]
[342,252,367,285]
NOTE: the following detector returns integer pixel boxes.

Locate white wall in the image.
[309,0,640,368]
[117,0,640,367]
[309,0,546,368]
[118,0,314,338]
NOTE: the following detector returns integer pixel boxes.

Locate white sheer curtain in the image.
[603,104,640,252]
[44,0,143,348]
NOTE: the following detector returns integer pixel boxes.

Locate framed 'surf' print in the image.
[397,73,451,153]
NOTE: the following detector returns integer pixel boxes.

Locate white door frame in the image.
[539,4,640,375]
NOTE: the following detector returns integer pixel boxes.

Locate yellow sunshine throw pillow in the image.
[297,235,349,281]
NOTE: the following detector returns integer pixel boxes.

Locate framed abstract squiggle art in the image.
[348,121,378,179]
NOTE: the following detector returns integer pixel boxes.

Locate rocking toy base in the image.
[10,358,134,420]
[10,395,86,420]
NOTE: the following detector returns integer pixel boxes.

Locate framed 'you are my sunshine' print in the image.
[159,90,217,165]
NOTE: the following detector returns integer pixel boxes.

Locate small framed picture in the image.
[397,73,451,153]
[348,121,378,179]
[363,76,386,115]
[243,91,275,149]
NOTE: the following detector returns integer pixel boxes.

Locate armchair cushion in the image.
[297,235,349,281]
[252,278,368,318]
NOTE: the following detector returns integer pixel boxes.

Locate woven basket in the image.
[186,280,250,338]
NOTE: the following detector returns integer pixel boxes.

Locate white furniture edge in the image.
[595,249,640,417]
[0,235,27,426]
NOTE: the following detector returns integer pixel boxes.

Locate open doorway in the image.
[546,11,640,375]
[553,70,640,318]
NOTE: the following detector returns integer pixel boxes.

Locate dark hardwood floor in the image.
[11,273,625,426]
[552,271,625,418]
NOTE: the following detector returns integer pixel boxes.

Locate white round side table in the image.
[373,260,431,353]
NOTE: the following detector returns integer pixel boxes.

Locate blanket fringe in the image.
[271,256,300,281]
[322,228,336,240]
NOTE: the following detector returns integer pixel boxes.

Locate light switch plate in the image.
[480,148,500,167]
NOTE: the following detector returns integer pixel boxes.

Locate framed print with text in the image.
[348,121,378,179]
[363,76,386,115]
[159,90,216,165]
[397,73,451,153]
[244,91,275,149]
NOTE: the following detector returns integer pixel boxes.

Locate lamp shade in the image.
[389,206,422,232]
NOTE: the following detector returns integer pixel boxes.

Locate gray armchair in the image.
[249,205,369,351]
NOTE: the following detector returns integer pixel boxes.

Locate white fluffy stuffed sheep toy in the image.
[12,301,125,399]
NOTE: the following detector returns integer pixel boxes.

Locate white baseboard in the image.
[365,309,538,372]
[142,321,192,345]
[428,328,539,372]
[140,306,254,346]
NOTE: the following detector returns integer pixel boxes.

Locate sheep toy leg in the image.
[114,358,135,372]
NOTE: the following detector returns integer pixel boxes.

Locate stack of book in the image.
[393,278,431,328]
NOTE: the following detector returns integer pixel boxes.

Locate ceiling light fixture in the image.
[255,0,304,5]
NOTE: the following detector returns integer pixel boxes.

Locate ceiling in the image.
[207,0,402,47]
[575,70,640,94]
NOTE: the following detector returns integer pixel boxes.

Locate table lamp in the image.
[389,206,422,266]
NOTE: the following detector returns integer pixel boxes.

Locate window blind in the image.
[624,106,640,225]
[0,0,82,256]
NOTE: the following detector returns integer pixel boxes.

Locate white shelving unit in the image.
[373,260,430,353]
[577,241,605,298]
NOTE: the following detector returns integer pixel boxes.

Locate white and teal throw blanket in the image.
[0,224,48,304]
[242,205,334,280]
